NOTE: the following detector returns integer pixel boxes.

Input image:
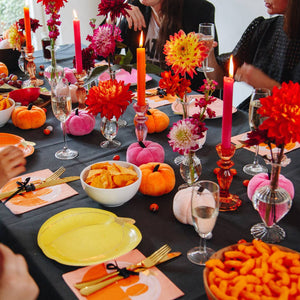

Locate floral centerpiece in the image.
[242,81,300,241]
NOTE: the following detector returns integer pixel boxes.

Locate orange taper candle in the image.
[24,6,33,51]
[137,31,146,106]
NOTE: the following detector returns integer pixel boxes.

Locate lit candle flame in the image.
[139,31,144,48]
[73,9,78,19]
[229,55,234,78]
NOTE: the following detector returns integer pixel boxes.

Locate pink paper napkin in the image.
[0,169,78,215]
[63,249,184,300]
[231,132,300,155]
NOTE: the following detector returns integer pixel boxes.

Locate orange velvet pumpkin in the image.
[12,103,46,129]
[135,109,169,133]
[139,163,175,196]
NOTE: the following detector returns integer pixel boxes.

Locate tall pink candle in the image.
[73,10,83,73]
[137,31,146,106]
[221,55,234,149]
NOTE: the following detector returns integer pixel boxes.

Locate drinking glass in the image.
[198,23,215,73]
[18,47,29,80]
[243,88,270,175]
[187,181,220,265]
[51,78,78,160]
[100,116,121,148]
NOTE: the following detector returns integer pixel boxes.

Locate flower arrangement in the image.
[0,18,41,50]
[85,79,133,121]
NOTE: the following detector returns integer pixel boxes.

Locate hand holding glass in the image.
[243,88,270,175]
[198,23,215,73]
[187,181,220,265]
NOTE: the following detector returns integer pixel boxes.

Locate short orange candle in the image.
[24,6,33,51]
[137,31,146,106]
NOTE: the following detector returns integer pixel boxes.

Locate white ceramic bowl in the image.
[80,160,142,207]
[0,98,15,127]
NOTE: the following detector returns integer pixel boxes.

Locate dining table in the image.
[0,44,299,300]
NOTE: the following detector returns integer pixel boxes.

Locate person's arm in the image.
[0,146,26,188]
[0,243,39,300]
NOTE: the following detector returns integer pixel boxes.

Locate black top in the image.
[217,16,300,83]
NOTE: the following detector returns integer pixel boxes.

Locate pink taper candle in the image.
[137,31,146,106]
[221,55,234,149]
[73,10,83,73]
[24,6,33,52]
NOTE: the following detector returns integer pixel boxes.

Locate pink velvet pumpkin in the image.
[64,109,95,136]
[173,187,193,225]
[126,141,165,166]
[247,173,294,201]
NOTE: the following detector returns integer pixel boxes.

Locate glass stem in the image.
[199,235,206,254]
[253,145,260,165]
[62,121,68,151]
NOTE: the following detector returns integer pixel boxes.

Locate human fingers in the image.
[125,4,146,31]
[0,244,21,274]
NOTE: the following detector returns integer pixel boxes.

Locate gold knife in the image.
[0,176,80,201]
[75,252,181,290]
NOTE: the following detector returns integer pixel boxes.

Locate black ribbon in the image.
[3,177,36,204]
[106,262,139,279]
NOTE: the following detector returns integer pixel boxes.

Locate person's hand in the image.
[235,63,281,90]
[125,4,146,31]
[0,244,39,300]
[0,146,26,188]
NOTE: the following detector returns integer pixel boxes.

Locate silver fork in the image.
[78,244,171,295]
[44,166,65,183]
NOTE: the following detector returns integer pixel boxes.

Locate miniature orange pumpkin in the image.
[139,163,175,196]
[12,103,46,129]
[135,109,169,133]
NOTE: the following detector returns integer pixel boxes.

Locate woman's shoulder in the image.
[184,0,215,11]
[247,15,283,32]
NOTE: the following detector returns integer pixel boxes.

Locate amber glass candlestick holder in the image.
[215,143,241,211]
[25,47,44,87]
[75,70,87,109]
[133,102,149,141]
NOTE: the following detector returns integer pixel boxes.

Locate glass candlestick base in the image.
[133,102,149,141]
[215,143,242,211]
[74,70,87,109]
[25,47,44,87]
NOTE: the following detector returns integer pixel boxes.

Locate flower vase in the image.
[251,160,292,243]
[100,116,121,148]
[179,151,202,190]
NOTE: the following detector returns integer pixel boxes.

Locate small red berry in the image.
[237,239,247,244]
[231,169,237,176]
[42,107,47,113]
[40,65,45,70]
[243,180,250,187]
[38,71,44,76]
[43,128,51,135]
[149,203,159,212]
[113,155,120,160]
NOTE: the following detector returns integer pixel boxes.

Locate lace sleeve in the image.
[217,17,265,73]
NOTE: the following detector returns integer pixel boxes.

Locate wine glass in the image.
[187,181,220,265]
[51,79,78,160]
[243,88,270,175]
[198,23,215,73]
[100,116,121,148]
[18,47,29,80]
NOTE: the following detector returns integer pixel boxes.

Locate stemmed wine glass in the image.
[187,181,220,265]
[100,116,121,148]
[198,23,215,73]
[243,88,270,175]
[51,79,78,160]
[18,47,29,81]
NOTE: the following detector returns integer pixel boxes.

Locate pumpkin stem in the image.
[146,110,151,115]
[139,141,146,148]
[28,103,33,110]
[153,164,160,172]
[75,108,79,115]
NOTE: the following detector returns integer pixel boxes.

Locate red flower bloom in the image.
[18,18,41,33]
[86,79,133,120]
[98,0,131,20]
[37,0,68,11]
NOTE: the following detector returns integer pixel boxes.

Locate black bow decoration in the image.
[106,262,139,279]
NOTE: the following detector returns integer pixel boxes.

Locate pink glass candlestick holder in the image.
[74,70,87,109]
[215,143,241,211]
[133,102,149,141]
[25,47,44,87]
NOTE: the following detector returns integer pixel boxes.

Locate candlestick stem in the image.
[215,143,241,211]
[74,70,87,109]
[133,102,149,141]
[24,47,44,87]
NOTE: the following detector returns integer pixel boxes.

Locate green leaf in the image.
[84,65,108,87]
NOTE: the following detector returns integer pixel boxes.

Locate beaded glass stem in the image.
[133,102,149,141]
[25,47,44,87]
[215,143,241,211]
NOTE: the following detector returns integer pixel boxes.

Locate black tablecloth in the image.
[0,45,299,300]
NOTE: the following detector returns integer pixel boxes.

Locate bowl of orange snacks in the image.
[0,96,15,127]
[203,239,300,300]
[80,161,142,207]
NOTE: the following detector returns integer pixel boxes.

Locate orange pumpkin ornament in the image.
[135,109,169,134]
[139,163,175,196]
[12,103,46,129]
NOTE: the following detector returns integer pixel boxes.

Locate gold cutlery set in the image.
[75,244,181,296]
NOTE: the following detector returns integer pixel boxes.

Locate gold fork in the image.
[44,166,65,183]
[78,244,171,296]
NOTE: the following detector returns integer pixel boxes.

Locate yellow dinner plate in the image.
[37,207,142,266]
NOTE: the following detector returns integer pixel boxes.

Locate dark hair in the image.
[284,0,300,39]
[157,0,184,63]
